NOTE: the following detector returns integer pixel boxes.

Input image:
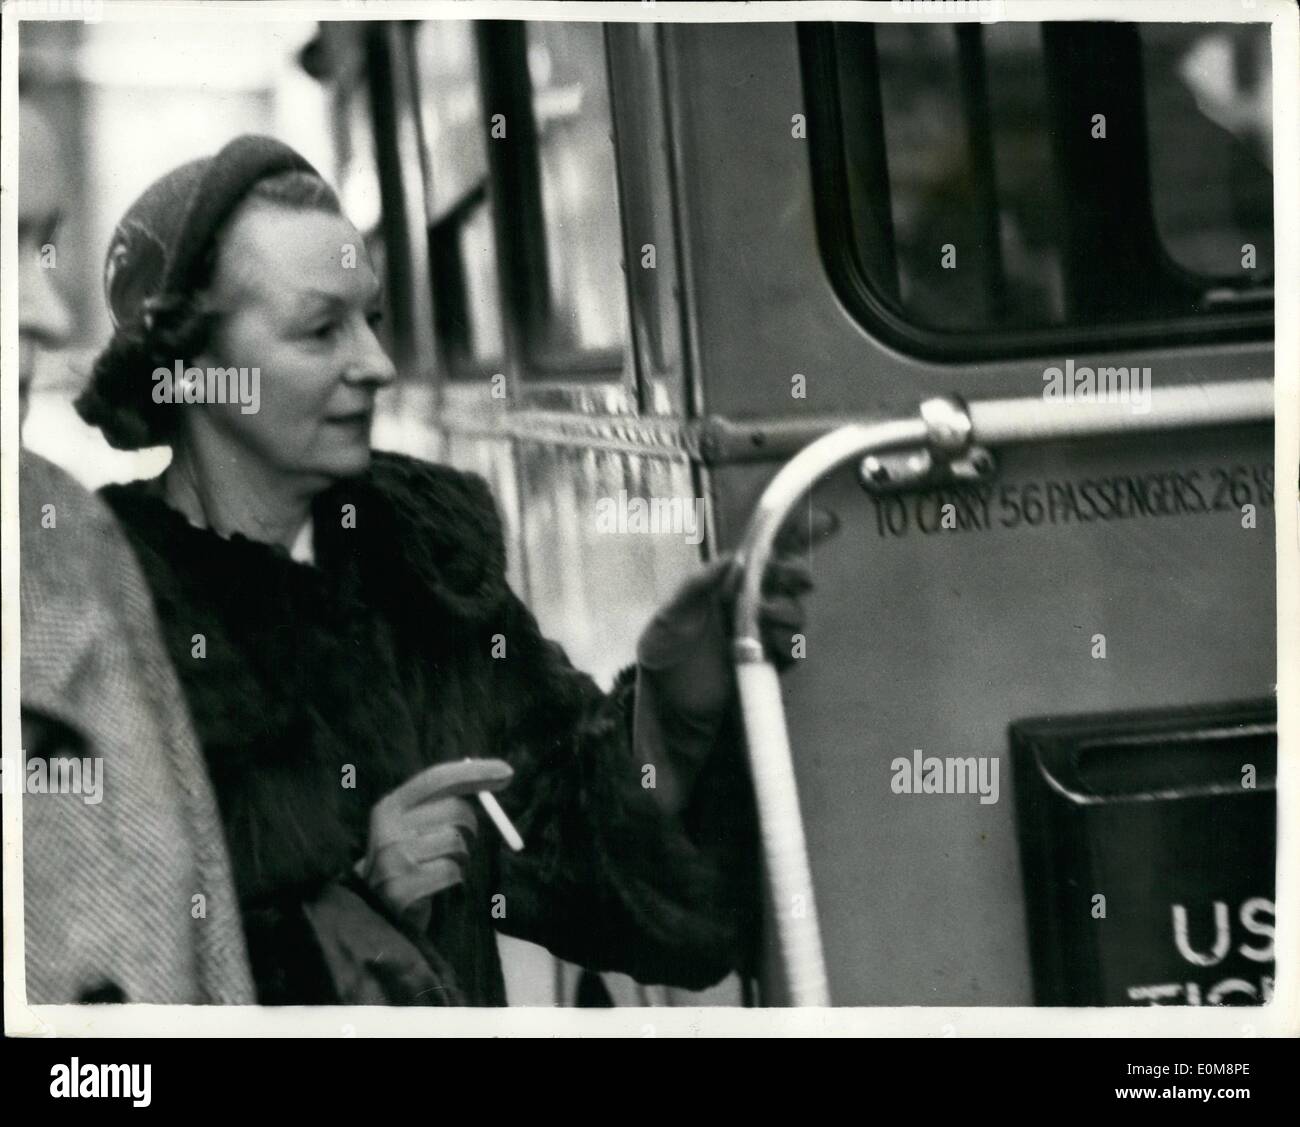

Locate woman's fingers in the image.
[709,508,835,607]
[376,858,466,911]
[369,795,479,853]
[759,595,804,630]
[399,796,480,839]
[761,557,813,599]
[760,594,802,633]
[372,824,471,870]
[773,505,840,556]
[759,595,806,669]
[364,768,507,919]
[388,757,514,812]
[369,823,474,915]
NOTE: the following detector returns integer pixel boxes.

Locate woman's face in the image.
[190,201,396,488]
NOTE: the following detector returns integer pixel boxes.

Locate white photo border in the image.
[3,0,1296,1038]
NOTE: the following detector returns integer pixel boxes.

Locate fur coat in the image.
[100,452,759,1005]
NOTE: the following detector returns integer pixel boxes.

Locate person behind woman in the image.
[76,135,829,1005]
[17,96,253,1006]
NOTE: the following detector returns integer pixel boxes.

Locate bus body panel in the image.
[709,424,1274,1004]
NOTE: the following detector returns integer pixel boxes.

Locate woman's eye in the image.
[309,321,338,342]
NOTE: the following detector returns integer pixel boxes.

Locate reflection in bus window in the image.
[415,21,485,222]
[821,22,1274,341]
[336,85,394,361]
[458,202,505,362]
[525,22,627,371]
[339,86,383,234]
[1143,24,1274,287]
[412,20,504,375]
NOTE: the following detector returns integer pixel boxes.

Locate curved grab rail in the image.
[731,379,1273,1006]
[732,416,929,1007]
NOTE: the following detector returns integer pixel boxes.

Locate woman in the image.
[76,135,827,1005]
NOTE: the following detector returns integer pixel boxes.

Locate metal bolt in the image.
[863,457,890,484]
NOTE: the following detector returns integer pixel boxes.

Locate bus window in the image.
[1142,24,1274,290]
[317,24,392,366]
[805,21,1274,357]
[338,86,383,235]
[411,20,505,377]
[524,21,627,374]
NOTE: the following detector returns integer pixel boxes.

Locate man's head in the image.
[18,96,74,427]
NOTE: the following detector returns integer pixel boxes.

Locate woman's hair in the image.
[77,170,343,450]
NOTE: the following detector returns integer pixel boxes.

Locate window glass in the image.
[334,84,394,359]
[878,23,1060,330]
[338,87,382,233]
[1142,24,1273,288]
[414,21,487,223]
[458,202,505,361]
[525,22,627,368]
[822,21,1274,343]
[873,23,1065,332]
[411,20,504,374]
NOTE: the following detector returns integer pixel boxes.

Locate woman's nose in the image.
[342,323,397,388]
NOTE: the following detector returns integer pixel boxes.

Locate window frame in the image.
[798,21,1274,364]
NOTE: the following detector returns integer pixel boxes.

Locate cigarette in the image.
[477,790,525,852]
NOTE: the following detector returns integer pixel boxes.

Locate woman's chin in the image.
[310,443,374,481]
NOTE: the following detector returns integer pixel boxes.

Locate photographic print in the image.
[3,0,1295,1047]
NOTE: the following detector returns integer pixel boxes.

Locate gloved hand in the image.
[355,758,513,933]
[633,507,839,817]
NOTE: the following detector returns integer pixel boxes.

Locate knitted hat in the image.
[104,134,319,330]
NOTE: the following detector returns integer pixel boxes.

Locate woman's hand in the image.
[634,507,839,816]
[355,758,514,933]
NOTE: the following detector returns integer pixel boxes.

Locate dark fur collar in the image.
[103,451,510,626]
[342,452,509,624]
